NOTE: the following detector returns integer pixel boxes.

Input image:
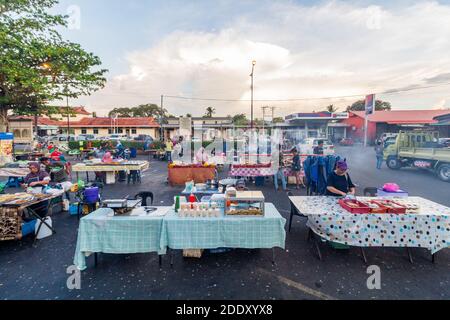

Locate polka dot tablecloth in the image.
[289,196,450,254]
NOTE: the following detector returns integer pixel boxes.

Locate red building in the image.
[342,110,450,143]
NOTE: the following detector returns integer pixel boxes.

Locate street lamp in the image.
[250,60,256,129]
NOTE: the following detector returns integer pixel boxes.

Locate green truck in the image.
[384,131,450,182]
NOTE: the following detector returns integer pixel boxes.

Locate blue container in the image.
[22,220,37,237]
[130,147,137,158]
[69,203,79,215]
[83,187,99,204]
[255,176,265,187]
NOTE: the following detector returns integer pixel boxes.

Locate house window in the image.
[81,129,87,134]
[108,129,113,134]
[118,128,123,134]
[13,129,21,138]
[22,129,30,138]
[93,128,99,134]
[131,129,137,134]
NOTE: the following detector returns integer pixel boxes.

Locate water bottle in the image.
[175,196,180,213]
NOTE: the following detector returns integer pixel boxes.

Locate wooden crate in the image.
[0,207,22,241]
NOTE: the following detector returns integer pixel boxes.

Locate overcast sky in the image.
[53,0,450,117]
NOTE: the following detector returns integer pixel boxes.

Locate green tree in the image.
[132,104,167,118]
[232,114,249,126]
[108,107,133,117]
[326,104,338,113]
[0,0,107,130]
[203,107,216,118]
[346,100,392,112]
[272,117,285,123]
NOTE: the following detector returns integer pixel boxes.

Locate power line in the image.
[163,81,450,102]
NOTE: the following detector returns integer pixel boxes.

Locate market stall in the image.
[229,163,273,177]
[74,190,286,269]
[71,160,149,184]
[289,196,450,261]
[74,205,169,270]
[167,163,216,186]
[0,192,63,241]
[160,202,286,263]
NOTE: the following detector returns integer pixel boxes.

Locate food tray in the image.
[371,200,406,214]
[338,199,370,214]
[360,200,389,214]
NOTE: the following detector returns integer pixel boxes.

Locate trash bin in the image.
[130,147,137,158]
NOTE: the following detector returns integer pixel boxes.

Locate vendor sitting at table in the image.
[21,162,51,190]
[326,160,356,197]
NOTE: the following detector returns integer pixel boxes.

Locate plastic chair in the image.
[363,187,378,197]
[134,192,154,206]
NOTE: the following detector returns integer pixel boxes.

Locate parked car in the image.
[76,134,97,141]
[51,134,76,142]
[339,138,354,146]
[297,138,335,155]
[109,134,128,141]
[439,138,450,148]
[134,134,154,143]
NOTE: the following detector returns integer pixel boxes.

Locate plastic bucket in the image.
[35,217,53,240]
[83,187,99,204]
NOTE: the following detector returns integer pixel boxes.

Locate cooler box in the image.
[22,220,37,237]
[377,188,408,198]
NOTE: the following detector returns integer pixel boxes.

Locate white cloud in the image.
[74,1,450,116]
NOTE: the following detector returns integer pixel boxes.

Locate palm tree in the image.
[326,104,337,113]
[204,107,216,118]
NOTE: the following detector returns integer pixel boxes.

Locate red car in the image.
[339,138,354,146]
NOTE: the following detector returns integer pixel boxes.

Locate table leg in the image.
[360,247,368,264]
[432,253,436,264]
[86,172,89,182]
[272,248,275,265]
[159,255,162,267]
[170,249,174,267]
[407,248,414,264]
[94,252,98,267]
[76,172,79,181]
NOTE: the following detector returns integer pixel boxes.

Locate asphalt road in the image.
[0,149,448,300]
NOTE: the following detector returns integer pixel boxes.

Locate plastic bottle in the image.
[175,196,180,213]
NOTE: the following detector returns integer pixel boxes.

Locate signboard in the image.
[179,117,192,137]
[0,133,14,165]
[286,112,349,121]
[365,94,375,115]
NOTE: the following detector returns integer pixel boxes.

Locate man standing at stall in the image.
[313,140,324,155]
[165,139,173,162]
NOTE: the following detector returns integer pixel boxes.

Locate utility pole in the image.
[250,60,256,129]
[66,85,70,142]
[160,95,164,141]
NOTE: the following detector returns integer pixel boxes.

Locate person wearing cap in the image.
[326,160,356,196]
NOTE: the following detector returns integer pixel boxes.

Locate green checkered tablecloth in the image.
[159,203,286,250]
[74,207,168,270]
